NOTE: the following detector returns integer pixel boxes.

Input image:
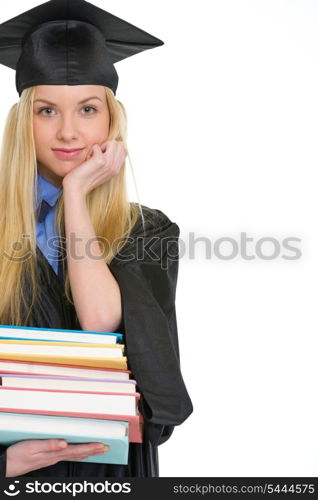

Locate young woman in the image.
[0,83,192,477]
[0,0,193,478]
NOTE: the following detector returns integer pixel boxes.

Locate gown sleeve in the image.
[108,206,193,447]
[0,445,7,477]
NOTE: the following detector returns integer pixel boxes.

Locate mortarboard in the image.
[0,0,164,96]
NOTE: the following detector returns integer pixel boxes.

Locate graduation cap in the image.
[0,0,164,96]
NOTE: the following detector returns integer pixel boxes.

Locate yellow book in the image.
[0,339,127,370]
[0,353,127,369]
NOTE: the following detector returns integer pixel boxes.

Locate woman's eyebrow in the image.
[33,96,103,105]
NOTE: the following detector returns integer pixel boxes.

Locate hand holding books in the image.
[6,439,109,477]
[0,325,144,467]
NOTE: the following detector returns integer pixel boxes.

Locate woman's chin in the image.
[55,160,81,173]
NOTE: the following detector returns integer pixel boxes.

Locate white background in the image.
[0,0,317,477]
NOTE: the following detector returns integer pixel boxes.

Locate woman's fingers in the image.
[6,440,109,477]
[39,442,109,462]
[25,439,68,455]
[62,140,126,195]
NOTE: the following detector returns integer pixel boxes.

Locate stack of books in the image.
[0,325,144,465]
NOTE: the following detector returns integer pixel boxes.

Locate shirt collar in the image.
[36,173,61,209]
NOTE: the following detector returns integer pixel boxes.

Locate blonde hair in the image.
[0,86,141,326]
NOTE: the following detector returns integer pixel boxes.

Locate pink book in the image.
[0,359,132,378]
[0,373,137,384]
[0,386,143,443]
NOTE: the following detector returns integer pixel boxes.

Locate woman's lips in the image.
[52,148,84,160]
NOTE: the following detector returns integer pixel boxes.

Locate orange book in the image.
[0,339,127,370]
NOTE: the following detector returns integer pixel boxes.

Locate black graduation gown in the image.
[0,205,193,477]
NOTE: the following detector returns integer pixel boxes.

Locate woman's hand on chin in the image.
[62,140,127,197]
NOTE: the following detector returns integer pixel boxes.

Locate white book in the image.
[0,388,138,416]
[0,375,136,393]
[0,412,128,438]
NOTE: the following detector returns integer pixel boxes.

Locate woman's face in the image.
[33,85,110,187]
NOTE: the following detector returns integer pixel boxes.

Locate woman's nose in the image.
[56,116,79,141]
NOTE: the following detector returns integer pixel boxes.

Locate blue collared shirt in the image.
[36,173,62,275]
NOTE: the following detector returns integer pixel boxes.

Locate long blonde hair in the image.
[0,86,141,326]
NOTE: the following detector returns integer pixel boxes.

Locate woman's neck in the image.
[37,163,63,188]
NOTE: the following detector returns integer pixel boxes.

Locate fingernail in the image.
[95,449,109,455]
[59,441,67,449]
[95,445,109,452]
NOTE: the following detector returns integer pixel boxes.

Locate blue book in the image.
[0,412,129,465]
[0,325,123,344]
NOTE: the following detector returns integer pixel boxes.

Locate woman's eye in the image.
[39,108,55,115]
[81,106,96,114]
